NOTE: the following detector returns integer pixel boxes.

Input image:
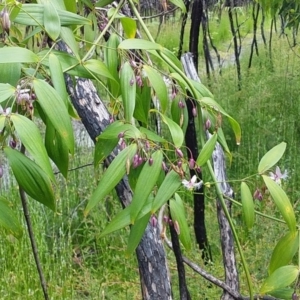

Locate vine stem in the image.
[128,0,254,298]
[19,144,49,300]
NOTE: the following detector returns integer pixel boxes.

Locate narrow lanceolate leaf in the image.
[258,142,287,174]
[170,194,191,250]
[144,65,168,113]
[118,39,163,50]
[151,170,182,213]
[196,132,217,166]
[126,212,151,255]
[0,196,22,238]
[11,114,55,182]
[260,265,299,294]
[100,206,131,237]
[84,59,117,82]
[268,231,299,275]
[44,1,61,40]
[120,17,137,39]
[0,83,16,103]
[94,138,118,168]
[4,147,55,210]
[85,143,138,215]
[49,53,68,107]
[60,27,80,60]
[263,175,296,233]
[168,0,186,13]
[33,79,74,155]
[45,121,69,178]
[0,63,21,86]
[140,127,166,143]
[98,121,141,140]
[0,47,39,63]
[240,182,255,229]
[120,62,136,123]
[130,150,163,223]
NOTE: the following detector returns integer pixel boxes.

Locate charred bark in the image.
[181,53,212,263]
[57,41,172,300]
[248,1,260,69]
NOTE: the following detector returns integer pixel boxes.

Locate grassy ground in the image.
[1,8,300,300]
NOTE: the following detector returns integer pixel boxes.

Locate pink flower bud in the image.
[163,215,169,224]
[177,160,182,168]
[118,132,124,139]
[1,8,10,33]
[133,154,139,168]
[151,215,157,227]
[189,158,195,169]
[136,75,143,87]
[130,77,135,86]
[205,119,211,130]
[120,139,126,149]
[9,139,16,148]
[253,188,263,201]
[149,157,153,166]
[162,161,168,172]
[192,107,197,117]
[138,156,143,166]
[175,148,183,158]
[178,100,185,109]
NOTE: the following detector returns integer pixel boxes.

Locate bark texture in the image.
[57,42,172,300]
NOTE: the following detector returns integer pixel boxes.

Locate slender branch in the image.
[19,144,49,300]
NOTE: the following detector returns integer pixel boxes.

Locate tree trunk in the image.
[57,41,172,300]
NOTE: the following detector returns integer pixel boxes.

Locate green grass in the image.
[1,9,300,300]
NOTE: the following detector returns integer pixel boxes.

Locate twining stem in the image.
[128,1,253,298]
[81,0,125,62]
[19,144,49,300]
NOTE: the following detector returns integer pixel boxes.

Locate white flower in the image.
[182,175,203,191]
[269,166,288,184]
[0,106,11,116]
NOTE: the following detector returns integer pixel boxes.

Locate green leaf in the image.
[0,196,22,239]
[196,132,217,166]
[262,175,296,233]
[151,170,182,213]
[168,0,186,13]
[14,4,90,26]
[0,47,39,63]
[144,65,168,113]
[240,182,255,229]
[268,288,294,299]
[140,127,167,143]
[45,121,69,178]
[33,79,74,155]
[44,0,61,40]
[11,114,55,182]
[84,59,117,82]
[190,79,213,98]
[258,142,287,174]
[118,39,163,50]
[95,0,115,7]
[4,147,55,210]
[60,27,79,59]
[268,231,299,275]
[170,194,191,250]
[130,150,163,223]
[0,83,16,103]
[99,206,131,237]
[260,265,298,294]
[98,121,141,140]
[161,49,184,72]
[94,138,118,167]
[85,143,137,215]
[49,53,68,107]
[126,212,151,255]
[0,63,21,86]
[120,62,136,123]
[120,17,137,39]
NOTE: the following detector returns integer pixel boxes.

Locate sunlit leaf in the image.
[260,265,298,294]
[84,59,117,82]
[120,62,136,123]
[0,47,39,63]
[151,170,182,213]
[140,127,166,143]
[85,143,137,215]
[126,212,151,255]
[258,142,287,174]
[240,182,255,229]
[268,231,299,275]
[196,132,217,166]
[4,147,55,210]
[130,150,163,223]
[60,27,79,59]
[144,65,168,113]
[98,121,141,140]
[0,83,16,103]
[11,114,55,182]
[268,288,294,299]
[262,175,296,233]
[33,79,74,155]
[118,39,163,50]
[120,17,137,39]
[170,194,191,250]
[0,196,22,239]
[44,0,61,40]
